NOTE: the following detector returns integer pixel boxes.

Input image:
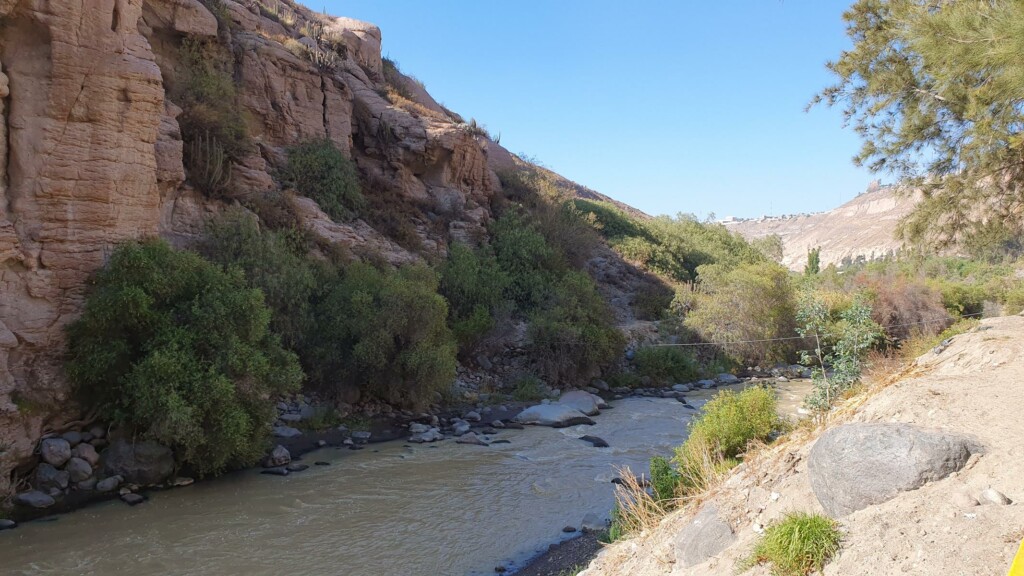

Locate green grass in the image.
[742,512,841,576]
[511,375,547,402]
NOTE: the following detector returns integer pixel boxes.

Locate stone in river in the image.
[286,464,309,472]
[96,475,123,492]
[514,404,595,428]
[120,493,146,506]
[14,491,55,509]
[580,435,609,448]
[261,467,289,476]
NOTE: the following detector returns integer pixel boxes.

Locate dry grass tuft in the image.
[611,466,670,537]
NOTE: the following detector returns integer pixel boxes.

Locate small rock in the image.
[777,376,789,382]
[343,438,354,446]
[490,420,505,429]
[463,411,482,422]
[562,525,577,533]
[625,349,636,360]
[316,440,327,448]
[77,477,98,491]
[492,440,511,445]
[951,491,979,509]
[88,425,106,439]
[276,401,289,411]
[66,457,93,483]
[263,445,291,468]
[452,421,472,436]
[72,443,100,467]
[61,431,83,447]
[260,467,289,476]
[119,487,133,496]
[980,488,1012,505]
[456,432,490,446]
[409,422,432,434]
[286,464,309,472]
[39,438,72,468]
[580,435,609,448]
[171,477,194,487]
[34,463,70,492]
[698,379,716,389]
[409,429,444,443]
[15,491,56,509]
[81,432,94,443]
[672,384,689,392]
[494,566,506,573]
[272,426,302,439]
[96,475,122,492]
[0,519,16,531]
[279,413,303,422]
[120,493,146,506]
[351,431,372,443]
[314,461,331,466]
[592,380,609,392]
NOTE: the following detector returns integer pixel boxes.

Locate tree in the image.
[66,240,302,476]
[805,247,821,276]
[812,1,1024,250]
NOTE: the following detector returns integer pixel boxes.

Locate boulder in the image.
[34,463,69,492]
[77,477,98,491]
[102,440,175,486]
[61,431,83,447]
[263,445,291,468]
[14,491,56,509]
[72,443,100,467]
[120,493,146,506]
[674,505,736,567]
[455,432,489,446]
[351,431,372,443]
[408,422,433,434]
[514,404,595,428]
[0,519,16,530]
[580,435,609,448]
[808,423,980,517]
[273,426,302,438]
[463,411,482,422]
[39,438,72,468]
[66,457,93,483]
[716,373,740,384]
[451,421,471,436]
[409,428,444,443]
[697,379,716,389]
[96,475,123,493]
[556,390,602,416]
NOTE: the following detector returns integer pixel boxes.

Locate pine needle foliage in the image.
[812,1,1024,251]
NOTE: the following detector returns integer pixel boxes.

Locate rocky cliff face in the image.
[0,0,545,493]
[724,187,918,271]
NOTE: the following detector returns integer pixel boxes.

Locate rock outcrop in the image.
[0,0,522,492]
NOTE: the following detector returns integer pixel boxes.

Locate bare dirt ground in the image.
[579,314,1024,576]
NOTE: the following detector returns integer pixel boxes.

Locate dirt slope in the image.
[725,187,917,271]
[580,314,1024,576]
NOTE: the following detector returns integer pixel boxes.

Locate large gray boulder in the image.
[34,463,69,492]
[14,490,56,509]
[674,504,736,567]
[557,390,602,416]
[514,404,595,427]
[39,438,72,467]
[102,440,175,486]
[808,422,980,517]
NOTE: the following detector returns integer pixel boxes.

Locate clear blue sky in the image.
[322,1,871,219]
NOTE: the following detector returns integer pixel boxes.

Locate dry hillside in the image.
[580,314,1024,576]
[725,187,917,271]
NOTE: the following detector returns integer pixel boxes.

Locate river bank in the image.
[0,378,812,575]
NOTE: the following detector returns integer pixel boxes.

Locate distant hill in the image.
[724,186,917,271]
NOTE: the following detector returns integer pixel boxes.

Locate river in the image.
[0,382,811,576]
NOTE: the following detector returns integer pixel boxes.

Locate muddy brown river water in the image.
[0,381,810,576]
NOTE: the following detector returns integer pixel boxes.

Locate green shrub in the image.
[200,208,318,351]
[491,211,559,310]
[308,262,457,407]
[606,370,643,389]
[634,346,698,385]
[742,512,841,576]
[286,139,365,221]
[649,456,680,502]
[66,240,302,476]
[172,37,248,196]
[1004,284,1024,314]
[511,375,546,402]
[682,386,781,461]
[684,261,798,366]
[527,271,625,383]
[632,279,675,320]
[439,243,509,351]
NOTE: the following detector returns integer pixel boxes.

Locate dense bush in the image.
[742,512,841,576]
[853,273,951,341]
[634,346,699,385]
[172,37,248,196]
[683,262,798,366]
[686,386,781,459]
[439,243,509,350]
[309,262,457,407]
[491,211,560,309]
[649,456,680,502]
[286,139,365,221]
[527,271,625,383]
[66,240,302,476]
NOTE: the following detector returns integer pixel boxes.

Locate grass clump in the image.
[285,139,365,221]
[66,240,302,477]
[634,346,699,385]
[511,375,547,402]
[742,512,841,576]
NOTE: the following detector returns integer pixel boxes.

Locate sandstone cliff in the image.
[724,187,918,271]
[0,0,652,495]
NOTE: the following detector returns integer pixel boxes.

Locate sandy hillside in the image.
[580,314,1024,576]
